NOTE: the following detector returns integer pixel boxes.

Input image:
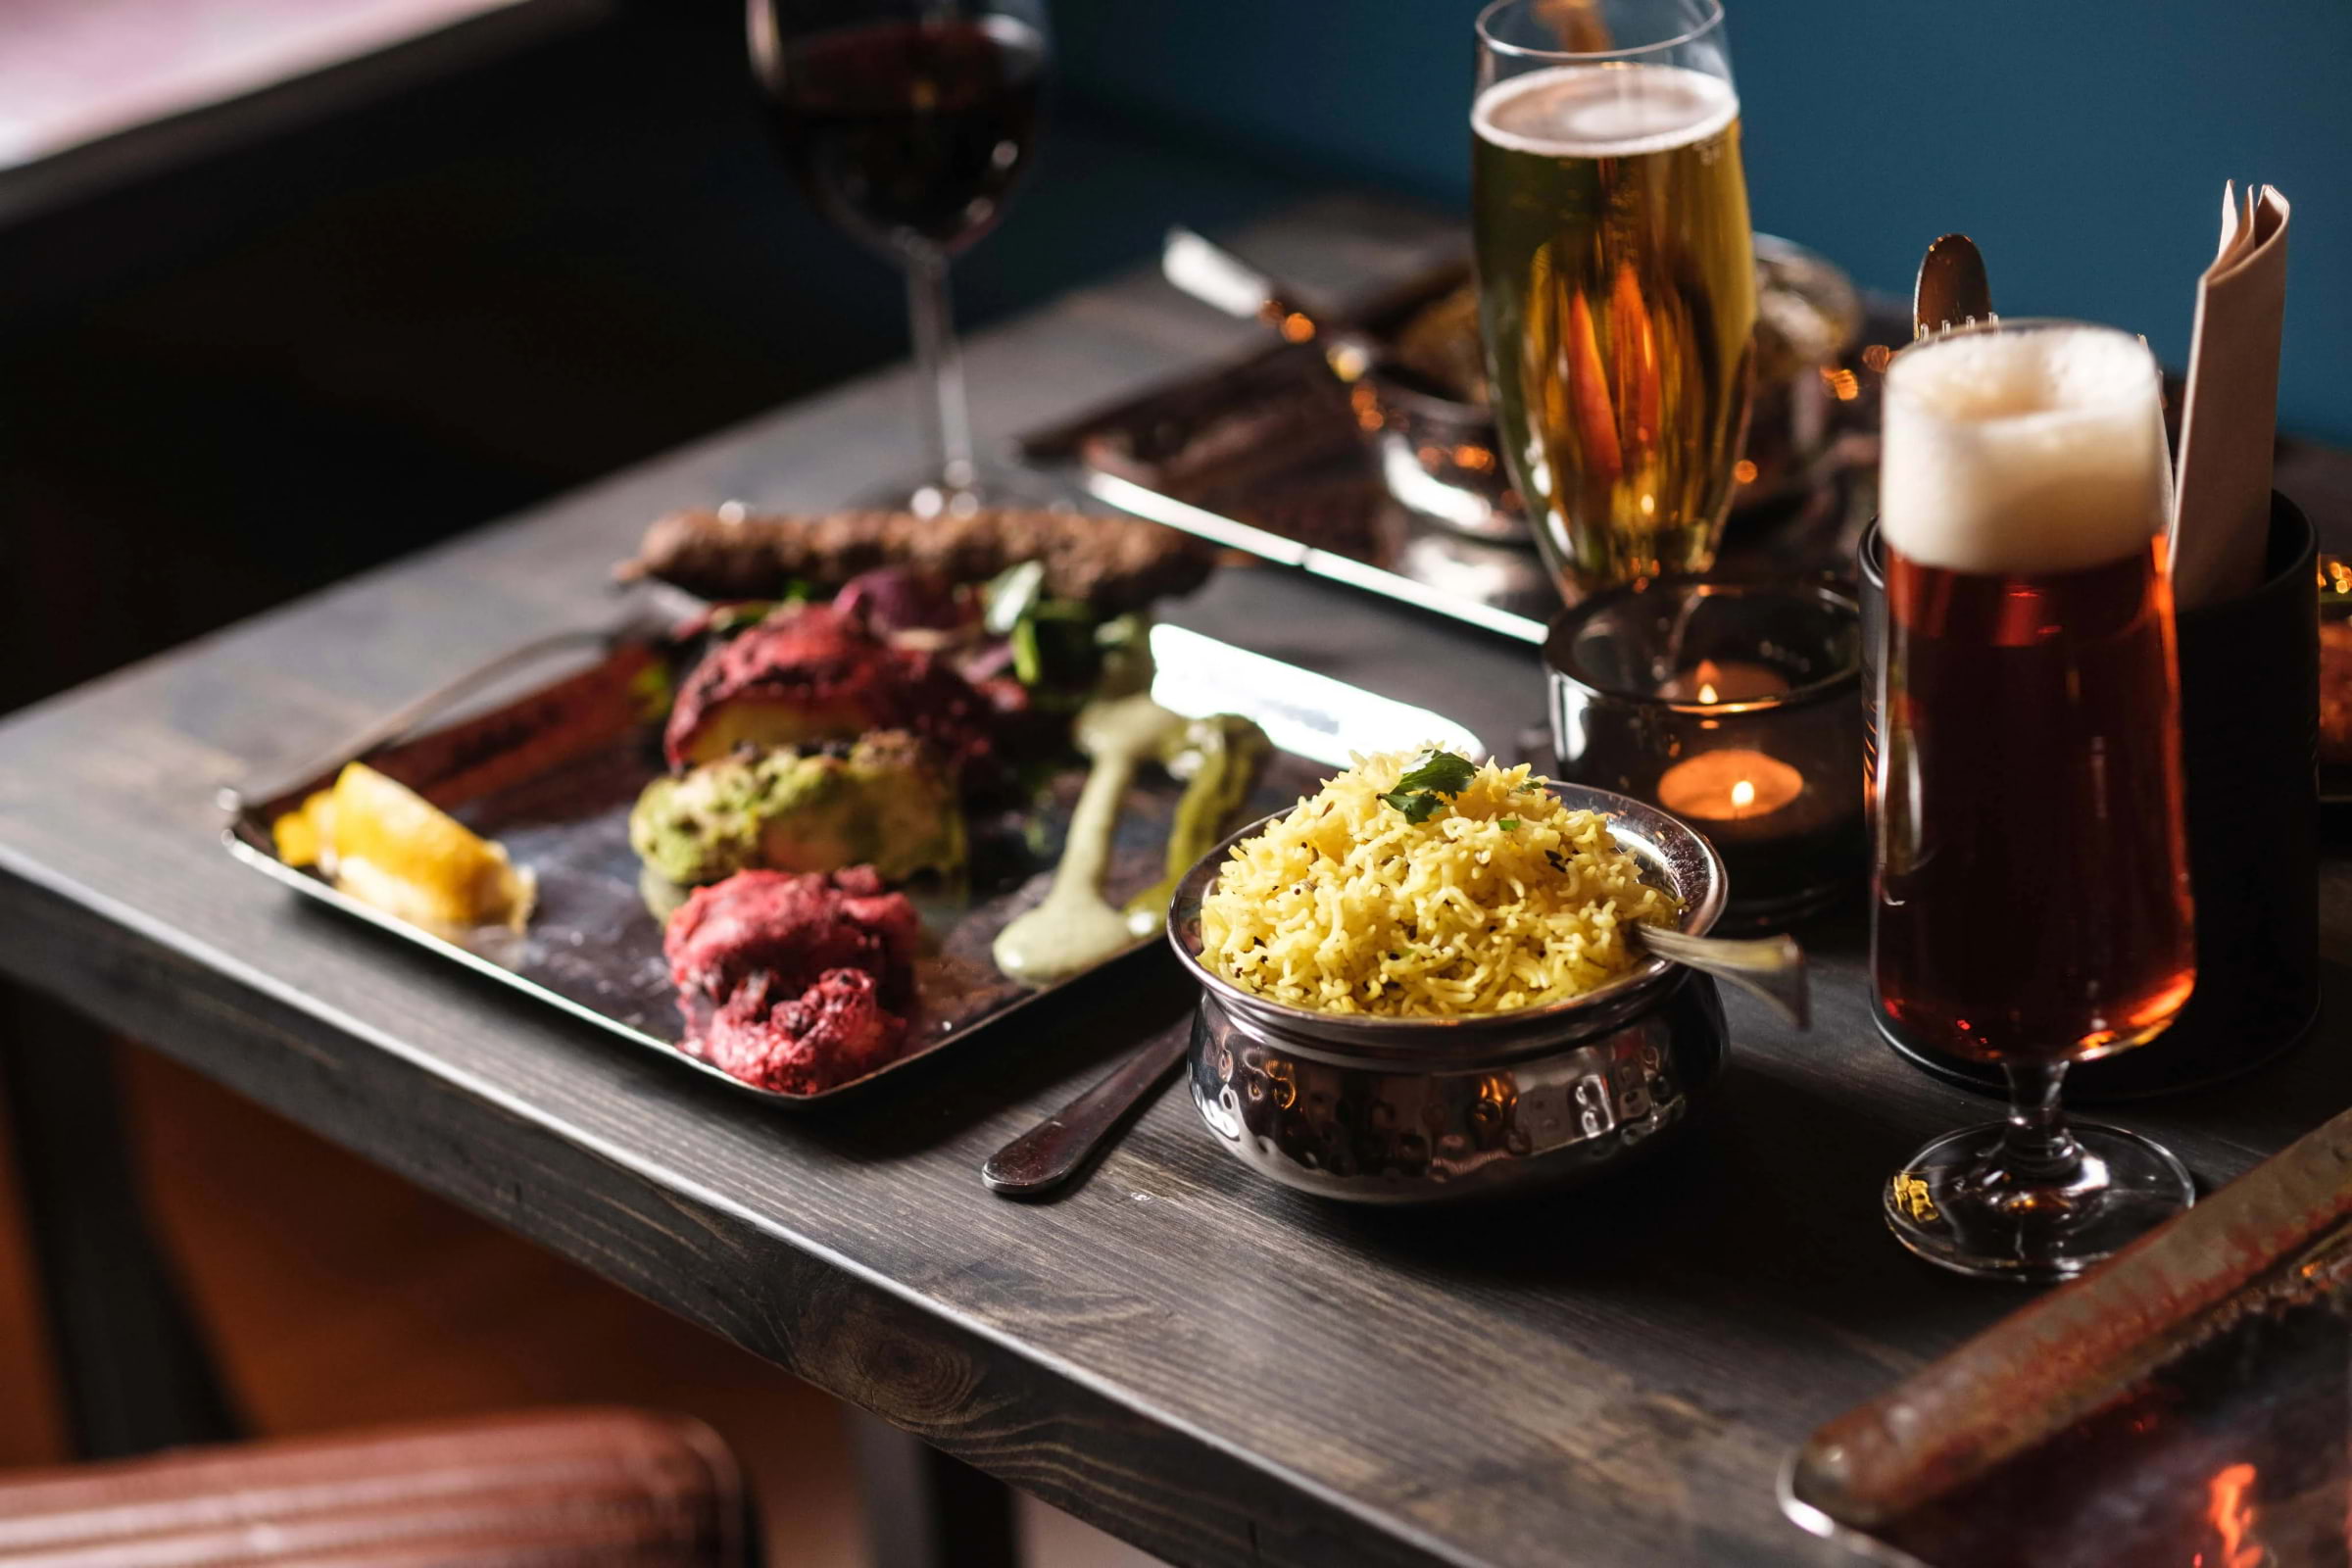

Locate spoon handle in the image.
[1640,927,1811,1030]
[983,1029,1190,1198]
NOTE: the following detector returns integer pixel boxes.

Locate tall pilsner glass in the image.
[1471,0,1757,594]
[1876,320,2197,1282]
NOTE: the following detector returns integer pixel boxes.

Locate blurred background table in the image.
[2,196,2350,1568]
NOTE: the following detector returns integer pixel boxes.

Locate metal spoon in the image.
[1638,925,1810,1029]
[982,1029,1189,1198]
[1913,233,1994,339]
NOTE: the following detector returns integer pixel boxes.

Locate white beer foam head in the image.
[1881,325,2170,575]
[1472,64,1738,159]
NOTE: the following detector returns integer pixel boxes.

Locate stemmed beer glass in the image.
[748,0,1051,514]
[1471,0,1757,595]
[1874,319,2198,1281]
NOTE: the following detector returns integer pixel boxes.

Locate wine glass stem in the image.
[2000,1059,2085,1181]
[906,249,976,496]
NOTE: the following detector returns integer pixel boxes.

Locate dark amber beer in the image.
[1472,59,1756,589]
[1873,323,2195,1065]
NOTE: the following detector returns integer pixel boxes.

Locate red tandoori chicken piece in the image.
[662,603,1003,771]
[663,866,921,1095]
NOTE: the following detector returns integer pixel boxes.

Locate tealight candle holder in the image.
[1544,579,1863,929]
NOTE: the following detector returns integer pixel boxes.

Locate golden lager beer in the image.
[1472,61,1756,588]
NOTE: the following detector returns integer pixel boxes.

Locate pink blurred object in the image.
[833,566,974,636]
[0,0,576,170]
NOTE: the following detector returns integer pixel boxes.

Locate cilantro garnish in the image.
[1498,818,1519,832]
[1379,750,1479,825]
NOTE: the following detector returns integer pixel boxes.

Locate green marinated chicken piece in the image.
[629,730,964,887]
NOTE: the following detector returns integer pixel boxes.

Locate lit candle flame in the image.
[2203,1462,2264,1568]
[1655,750,1801,824]
[1697,682,1719,705]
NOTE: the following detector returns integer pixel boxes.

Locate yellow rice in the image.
[1200,750,1677,1017]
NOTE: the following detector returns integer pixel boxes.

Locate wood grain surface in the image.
[0,194,2346,1568]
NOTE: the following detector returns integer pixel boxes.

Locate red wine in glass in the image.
[763,16,1046,257]
[749,1,1053,510]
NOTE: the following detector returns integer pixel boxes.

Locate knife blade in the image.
[1162,226,1288,323]
[1146,623,1484,768]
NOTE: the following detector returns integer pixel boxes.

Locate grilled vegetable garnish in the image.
[616,507,1212,614]
[630,731,964,887]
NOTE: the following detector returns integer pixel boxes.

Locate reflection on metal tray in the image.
[2322,565,2352,804]
[223,622,1480,1106]
[1783,1104,2352,1566]
[1023,261,1894,646]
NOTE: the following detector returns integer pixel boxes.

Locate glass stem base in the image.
[1886,1081,2194,1284]
[906,248,977,515]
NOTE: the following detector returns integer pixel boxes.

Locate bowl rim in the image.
[1164,778,1727,1049]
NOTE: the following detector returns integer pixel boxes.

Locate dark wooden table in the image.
[3,194,2347,1568]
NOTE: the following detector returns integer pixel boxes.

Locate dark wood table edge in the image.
[0,844,1489,1568]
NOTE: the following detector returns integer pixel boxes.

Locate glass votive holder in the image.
[1544,579,1864,930]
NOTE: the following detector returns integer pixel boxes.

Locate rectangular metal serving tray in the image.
[1015,261,1560,647]
[1783,1103,2352,1566]
[223,619,1478,1106]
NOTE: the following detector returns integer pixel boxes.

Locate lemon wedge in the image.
[274,762,533,932]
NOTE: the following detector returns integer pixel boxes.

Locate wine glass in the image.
[1874,318,2197,1281]
[748,0,1051,514]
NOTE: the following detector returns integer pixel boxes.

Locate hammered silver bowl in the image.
[1165,783,1729,1204]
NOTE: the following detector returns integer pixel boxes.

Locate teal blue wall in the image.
[1059,1,2352,442]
